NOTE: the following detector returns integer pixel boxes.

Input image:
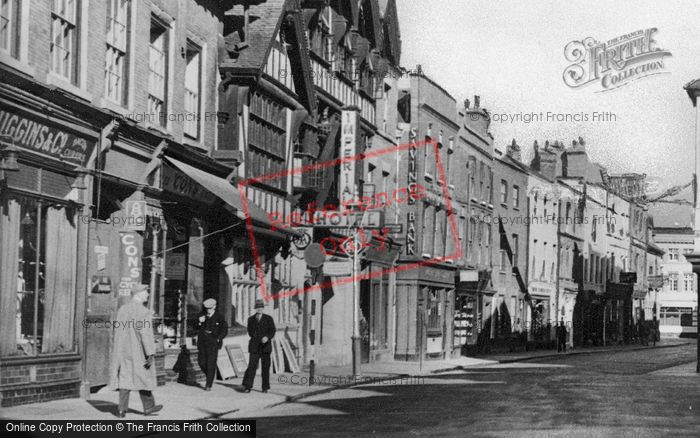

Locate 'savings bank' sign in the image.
[0,108,95,166]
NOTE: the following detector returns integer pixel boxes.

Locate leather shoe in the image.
[204,387,212,391]
[144,404,163,415]
[243,388,251,393]
[262,389,268,393]
[117,411,126,418]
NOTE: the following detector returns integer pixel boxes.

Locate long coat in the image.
[109,300,157,391]
[247,313,276,354]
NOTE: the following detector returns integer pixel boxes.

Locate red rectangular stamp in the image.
[238,137,462,301]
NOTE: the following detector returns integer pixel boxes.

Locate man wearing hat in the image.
[109,285,163,417]
[242,299,276,393]
[197,298,228,391]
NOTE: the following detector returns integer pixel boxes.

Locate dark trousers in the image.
[242,352,271,390]
[557,338,567,352]
[119,389,155,413]
[198,341,218,388]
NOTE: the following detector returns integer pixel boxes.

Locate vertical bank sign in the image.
[563,28,671,92]
[405,135,418,256]
[340,109,359,206]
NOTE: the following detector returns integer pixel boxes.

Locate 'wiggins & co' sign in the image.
[0,108,95,166]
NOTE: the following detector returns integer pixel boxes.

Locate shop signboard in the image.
[0,106,95,166]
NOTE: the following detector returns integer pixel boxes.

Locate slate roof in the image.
[222,0,286,72]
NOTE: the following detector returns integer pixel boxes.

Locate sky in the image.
[396,0,699,193]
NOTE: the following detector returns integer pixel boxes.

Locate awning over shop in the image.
[164,156,299,238]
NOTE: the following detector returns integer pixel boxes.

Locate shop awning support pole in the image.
[684,253,700,372]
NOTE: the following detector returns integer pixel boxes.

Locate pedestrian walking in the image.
[242,300,276,393]
[197,298,228,391]
[109,284,163,418]
[556,320,567,353]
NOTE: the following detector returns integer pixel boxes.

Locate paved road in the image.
[245,344,700,437]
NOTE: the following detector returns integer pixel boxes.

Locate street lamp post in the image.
[350,184,374,379]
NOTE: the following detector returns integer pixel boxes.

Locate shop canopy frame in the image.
[164,156,301,239]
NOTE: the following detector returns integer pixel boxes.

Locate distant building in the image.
[651,204,697,337]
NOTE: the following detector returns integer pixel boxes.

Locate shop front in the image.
[454,269,493,355]
[604,282,634,344]
[527,286,553,343]
[360,238,401,362]
[395,264,455,361]
[0,92,99,406]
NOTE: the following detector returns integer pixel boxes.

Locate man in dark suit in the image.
[242,299,276,393]
[197,298,228,391]
[556,319,567,353]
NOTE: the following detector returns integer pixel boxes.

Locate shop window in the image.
[1,197,77,356]
[105,0,130,105]
[426,289,440,330]
[51,0,80,84]
[660,307,693,326]
[454,295,475,346]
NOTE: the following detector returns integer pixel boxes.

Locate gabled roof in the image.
[359,0,383,49]
[380,0,401,65]
[222,0,286,73]
[221,0,316,115]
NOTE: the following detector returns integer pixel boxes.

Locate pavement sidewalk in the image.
[479,338,693,363]
[1,341,691,421]
[0,357,491,421]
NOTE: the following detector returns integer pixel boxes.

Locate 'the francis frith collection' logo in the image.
[563,28,672,92]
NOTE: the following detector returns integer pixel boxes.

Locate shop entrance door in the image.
[84,223,126,388]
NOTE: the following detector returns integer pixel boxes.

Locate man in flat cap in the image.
[242,299,276,393]
[197,298,228,391]
[109,284,163,418]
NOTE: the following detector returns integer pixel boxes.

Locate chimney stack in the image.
[506,139,522,161]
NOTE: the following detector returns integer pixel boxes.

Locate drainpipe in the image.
[554,194,561,344]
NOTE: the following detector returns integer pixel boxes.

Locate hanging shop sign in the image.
[118,232,142,297]
[339,109,359,206]
[165,253,187,280]
[0,107,95,166]
[123,200,147,231]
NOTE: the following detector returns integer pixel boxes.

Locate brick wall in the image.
[25,0,224,151]
[0,358,81,407]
